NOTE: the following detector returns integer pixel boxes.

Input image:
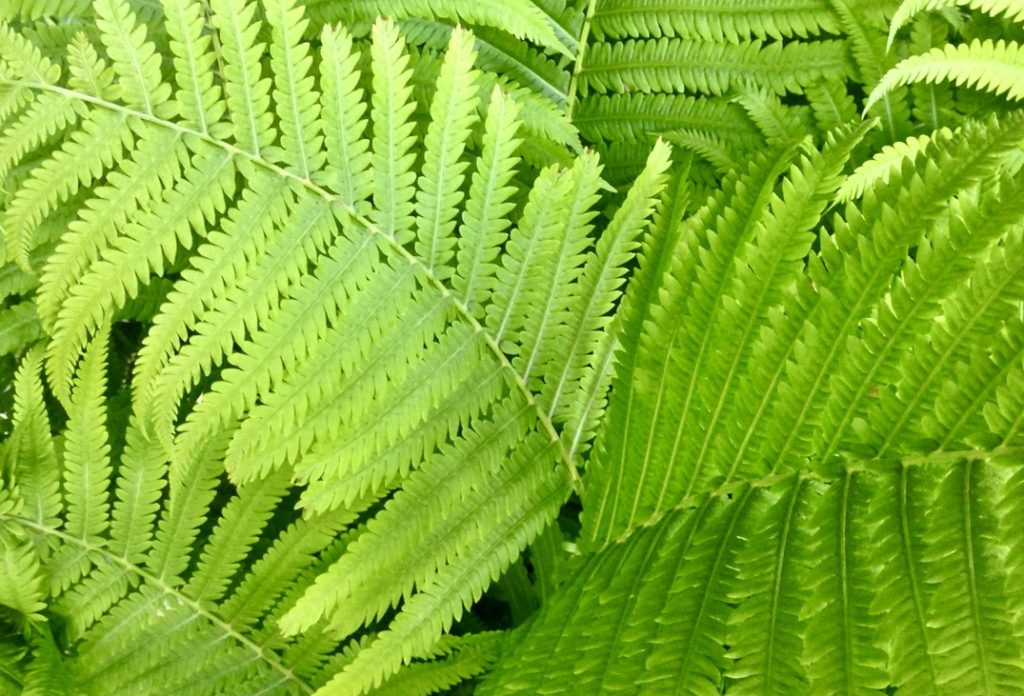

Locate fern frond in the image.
[209,0,275,156]
[864,232,1024,456]
[836,128,951,201]
[265,0,324,177]
[414,26,480,275]
[889,0,1024,48]
[7,347,59,531]
[372,632,502,696]
[543,140,671,445]
[483,458,1024,693]
[0,22,61,83]
[580,38,851,96]
[732,112,1024,479]
[453,86,523,316]
[92,0,170,115]
[59,330,110,565]
[868,39,1024,108]
[583,142,802,544]
[161,0,224,134]
[0,538,46,625]
[0,301,41,356]
[2,111,135,275]
[318,24,373,208]
[370,17,419,242]
[302,0,567,54]
[591,0,841,42]
[130,170,292,425]
[49,141,234,408]
[35,126,185,329]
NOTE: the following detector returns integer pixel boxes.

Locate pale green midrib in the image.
[961,460,994,693]
[839,471,855,693]
[1,79,582,488]
[897,463,942,693]
[1,514,313,694]
[763,478,799,691]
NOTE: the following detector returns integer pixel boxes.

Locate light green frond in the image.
[414,26,480,276]
[372,632,503,696]
[47,141,233,406]
[739,112,1024,478]
[453,86,523,316]
[92,0,170,114]
[68,45,112,96]
[2,112,135,275]
[591,0,840,42]
[819,175,1024,459]
[864,233,1024,457]
[485,163,577,344]
[209,0,275,156]
[264,0,324,177]
[805,80,859,132]
[731,88,812,145]
[160,0,224,134]
[315,439,566,694]
[147,193,336,443]
[0,92,77,183]
[0,301,41,356]
[61,330,110,546]
[302,0,566,55]
[929,319,1024,448]
[318,24,373,208]
[985,355,1024,444]
[0,538,46,624]
[186,469,292,603]
[665,129,742,173]
[218,510,351,631]
[281,400,535,636]
[830,0,912,141]
[8,347,59,530]
[108,419,167,564]
[0,22,60,83]
[146,431,228,585]
[583,142,801,545]
[889,0,1024,48]
[130,170,292,423]
[868,39,1024,109]
[574,93,761,152]
[370,18,419,242]
[579,38,851,96]
[543,141,671,444]
[836,128,951,201]
[511,150,607,385]
[34,124,180,330]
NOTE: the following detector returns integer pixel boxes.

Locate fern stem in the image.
[0,514,314,694]
[565,0,599,115]
[1,78,583,491]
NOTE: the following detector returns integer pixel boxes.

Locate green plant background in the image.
[0,0,1022,693]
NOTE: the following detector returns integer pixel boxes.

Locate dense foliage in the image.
[0,0,1022,693]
